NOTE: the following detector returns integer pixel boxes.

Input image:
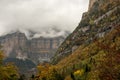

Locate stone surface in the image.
[52,0,120,64]
[89,0,97,10]
[0,32,64,64]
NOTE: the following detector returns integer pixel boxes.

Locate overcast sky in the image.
[0,0,89,38]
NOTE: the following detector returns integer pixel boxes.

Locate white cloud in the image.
[0,0,89,37]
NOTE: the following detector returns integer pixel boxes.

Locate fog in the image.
[0,0,89,38]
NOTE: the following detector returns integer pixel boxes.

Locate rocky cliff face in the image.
[0,32,65,64]
[43,0,120,79]
[88,0,97,10]
[27,36,64,64]
[52,0,120,64]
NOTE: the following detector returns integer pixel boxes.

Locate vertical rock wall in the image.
[0,32,64,64]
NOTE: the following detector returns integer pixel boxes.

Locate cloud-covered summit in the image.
[0,0,89,37]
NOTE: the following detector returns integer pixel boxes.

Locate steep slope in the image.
[55,24,120,80]
[35,17,120,80]
[52,0,120,64]
[31,0,120,79]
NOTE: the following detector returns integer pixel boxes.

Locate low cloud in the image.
[0,0,89,37]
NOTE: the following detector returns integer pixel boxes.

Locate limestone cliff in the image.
[0,32,65,64]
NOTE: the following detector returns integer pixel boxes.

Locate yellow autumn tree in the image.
[35,63,63,80]
[0,49,19,80]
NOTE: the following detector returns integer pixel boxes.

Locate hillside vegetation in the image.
[52,0,120,64]
[34,24,120,80]
[34,0,120,80]
[0,50,19,80]
[0,0,120,80]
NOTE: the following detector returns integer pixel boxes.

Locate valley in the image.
[0,0,120,80]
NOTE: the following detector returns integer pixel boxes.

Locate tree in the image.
[0,49,19,80]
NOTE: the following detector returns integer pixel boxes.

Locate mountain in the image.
[0,0,120,79]
[0,31,68,75]
[0,31,66,64]
[52,0,120,64]
[33,0,120,79]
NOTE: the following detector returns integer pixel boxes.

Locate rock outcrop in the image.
[52,0,120,64]
[0,32,65,64]
[88,0,97,10]
[42,0,120,79]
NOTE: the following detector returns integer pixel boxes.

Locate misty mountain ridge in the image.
[0,0,120,79]
[0,27,70,40]
[0,30,66,64]
[0,30,66,74]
